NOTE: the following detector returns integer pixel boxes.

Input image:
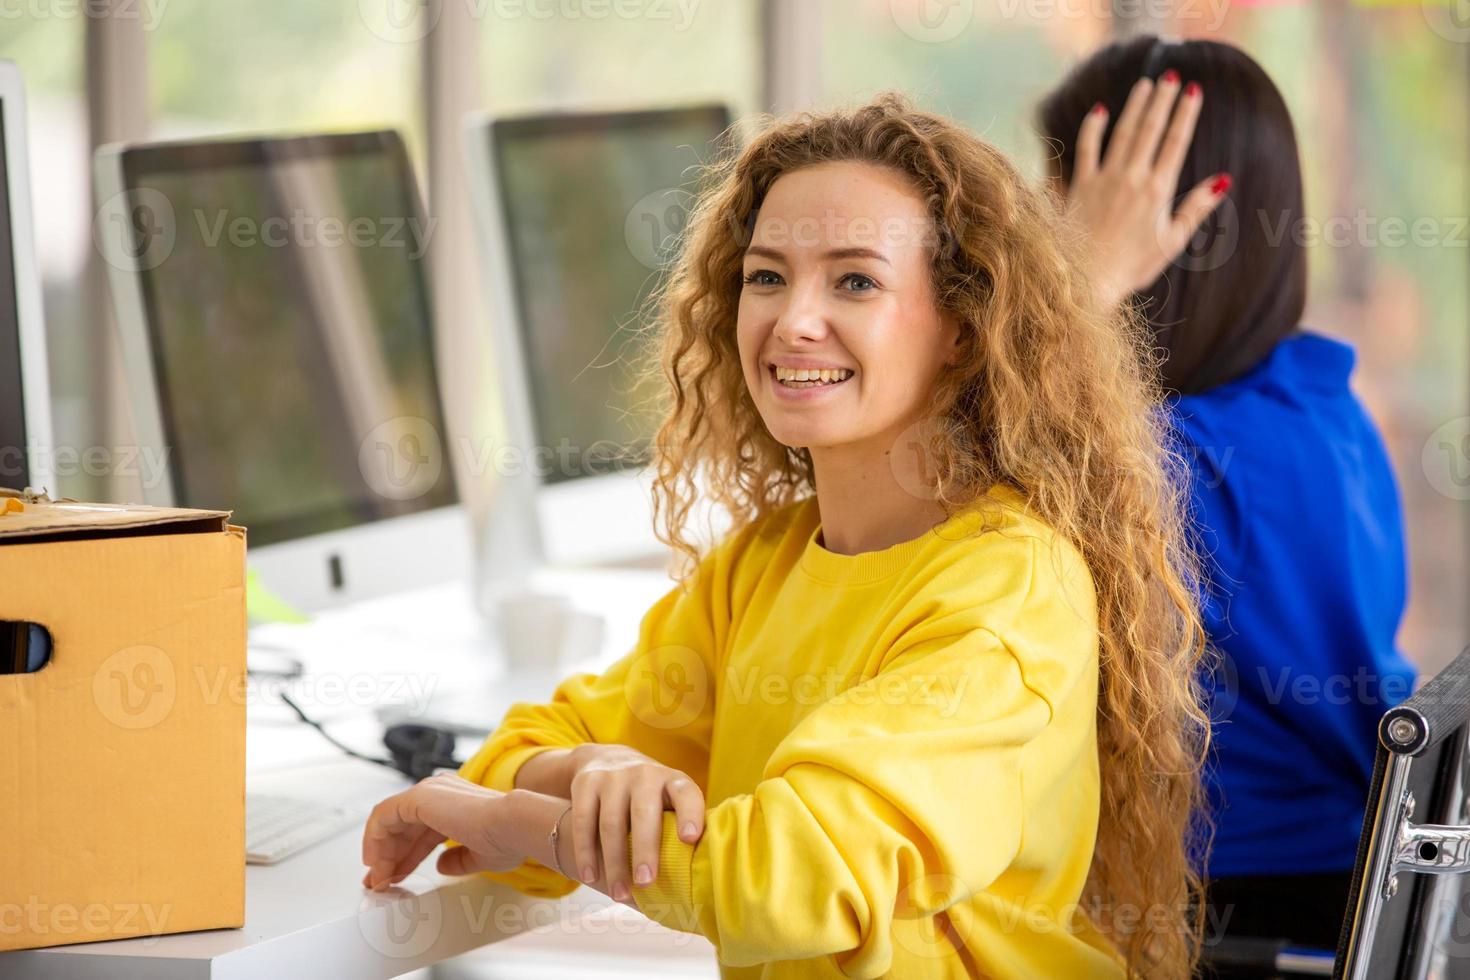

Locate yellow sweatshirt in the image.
[460,485,1125,978]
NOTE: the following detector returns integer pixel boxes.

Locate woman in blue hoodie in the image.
[1037,36,1418,949]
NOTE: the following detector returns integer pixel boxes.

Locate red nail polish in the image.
[1091,102,1107,117]
[1210,173,1232,195]
[1162,68,1180,84]
[1185,81,1201,98]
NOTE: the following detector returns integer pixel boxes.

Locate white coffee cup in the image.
[494,590,606,671]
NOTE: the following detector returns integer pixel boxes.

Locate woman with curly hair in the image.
[361,92,1210,978]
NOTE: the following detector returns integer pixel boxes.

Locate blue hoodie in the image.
[1169,331,1417,877]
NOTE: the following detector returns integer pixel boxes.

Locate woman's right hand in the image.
[563,743,706,901]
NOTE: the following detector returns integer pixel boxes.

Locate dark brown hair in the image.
[1038,35,1308,394]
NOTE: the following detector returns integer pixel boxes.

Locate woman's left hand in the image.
[1065,72,1229,307]
[360,773,524,890]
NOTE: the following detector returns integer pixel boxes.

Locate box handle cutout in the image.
[0,622,52,674]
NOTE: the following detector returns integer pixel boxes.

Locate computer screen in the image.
[0,100,28,493]
[488,106,731,486]
[117,131,456,546]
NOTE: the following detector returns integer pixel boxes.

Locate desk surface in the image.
[0,568,678,980]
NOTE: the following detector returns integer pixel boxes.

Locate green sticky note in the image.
[246,568,311,625]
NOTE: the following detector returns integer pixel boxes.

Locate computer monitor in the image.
[465,105,734,573]
[94,130,472,612]
[0,60,54,494]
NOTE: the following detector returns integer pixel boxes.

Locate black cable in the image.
[246,646,305,681]
[250,647,460,779]
[275,688,461,780]
[277,688,399,772]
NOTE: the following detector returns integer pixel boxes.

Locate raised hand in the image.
[1065,71,1230,306]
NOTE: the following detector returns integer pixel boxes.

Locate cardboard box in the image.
[0,494,246,952]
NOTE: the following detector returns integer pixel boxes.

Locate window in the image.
[821,0,1109,176]
[0,17,88,497]
[481,1,760,116]
[150,5,420,146]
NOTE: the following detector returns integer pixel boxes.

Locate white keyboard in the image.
[246,793,362,865]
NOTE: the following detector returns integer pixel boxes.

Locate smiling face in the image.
[736,161,959,456]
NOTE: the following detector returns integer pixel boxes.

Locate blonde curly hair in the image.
[637,92,1211,977]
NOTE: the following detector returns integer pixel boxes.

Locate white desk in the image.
[0,568,678,980]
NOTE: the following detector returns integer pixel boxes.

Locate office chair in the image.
[1196,645,1470,980]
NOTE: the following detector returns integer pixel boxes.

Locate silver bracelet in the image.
[548,803,574,878]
